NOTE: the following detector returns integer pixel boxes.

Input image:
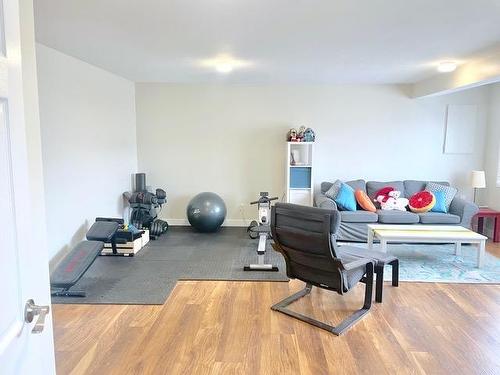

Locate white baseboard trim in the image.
[165,219,189,226]
[165,218,250,227]
[224,219,250,227]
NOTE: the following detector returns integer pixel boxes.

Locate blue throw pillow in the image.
[335,183,357,211]
[431,190,447,213]
[425,182,457,211]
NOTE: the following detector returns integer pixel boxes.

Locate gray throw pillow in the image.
[324,179,342,200]
[425,182,457,211]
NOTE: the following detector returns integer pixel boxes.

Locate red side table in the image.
[474,208,500,242]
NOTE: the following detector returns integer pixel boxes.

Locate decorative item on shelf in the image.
[290,149,299,165]
[471,170,486,205]
[287,128,298,142]
[303,127,315,142]
[297,126,306,142]
[290,150,301,165]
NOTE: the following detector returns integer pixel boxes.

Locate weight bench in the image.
[51,220,119,297]
[87,218,124,256]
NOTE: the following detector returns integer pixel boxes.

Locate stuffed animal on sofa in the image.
[376,188,409,211]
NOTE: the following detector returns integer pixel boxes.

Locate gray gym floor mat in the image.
[51,226,288,305]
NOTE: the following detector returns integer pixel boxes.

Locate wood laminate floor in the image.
[53,243,500,375]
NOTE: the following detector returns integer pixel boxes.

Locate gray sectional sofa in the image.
[314,179,479,242]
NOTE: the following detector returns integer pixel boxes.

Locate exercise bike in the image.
[243,192,279,272]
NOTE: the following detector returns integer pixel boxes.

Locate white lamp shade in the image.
[471,170,486,188]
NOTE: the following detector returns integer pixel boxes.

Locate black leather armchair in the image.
[270,203,375,335]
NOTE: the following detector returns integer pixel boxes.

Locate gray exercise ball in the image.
[187,192,227,232]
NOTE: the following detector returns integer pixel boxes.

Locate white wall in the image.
[37,44,138,260]
[484,83,500,210]
[135,83,489,224]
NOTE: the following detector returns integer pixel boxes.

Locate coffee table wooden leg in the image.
[455,242,462,256]
[477,240,485,268]
[367,229,374,250]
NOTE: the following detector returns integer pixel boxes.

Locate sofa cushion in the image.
[418,212,461,224]
[340,211,378,223]
[345,179,366,193]
[367,181,405,207]
[404,180,449,198]
[322,179,366,194]
[376,209,419,224]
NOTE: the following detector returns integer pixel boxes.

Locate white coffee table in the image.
[367,224,488,268]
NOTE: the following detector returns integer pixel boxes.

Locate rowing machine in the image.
[244,192,279,272]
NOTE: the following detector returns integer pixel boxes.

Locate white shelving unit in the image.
[286,142,314,206]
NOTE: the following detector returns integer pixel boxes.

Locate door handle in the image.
[24,299,50,334]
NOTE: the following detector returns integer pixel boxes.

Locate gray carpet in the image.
[51,227,288,305]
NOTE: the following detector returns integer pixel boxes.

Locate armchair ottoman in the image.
[336,246,399,302]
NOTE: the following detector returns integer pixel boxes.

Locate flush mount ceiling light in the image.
[198,54,252,74]
[437,61,457,73]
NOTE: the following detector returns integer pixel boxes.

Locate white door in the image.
[0,0,56,374]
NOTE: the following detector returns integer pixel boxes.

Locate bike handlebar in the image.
[250,196,279,205]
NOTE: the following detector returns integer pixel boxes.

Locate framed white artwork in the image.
[443,104,477,154]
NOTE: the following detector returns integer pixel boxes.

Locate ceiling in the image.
[34,0,500,84]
